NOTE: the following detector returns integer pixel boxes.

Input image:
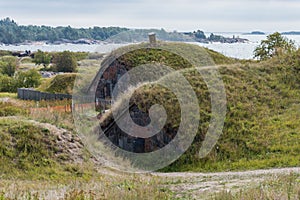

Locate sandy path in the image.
[153,167,300,199]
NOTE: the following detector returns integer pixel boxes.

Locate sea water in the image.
[1,33,300,59]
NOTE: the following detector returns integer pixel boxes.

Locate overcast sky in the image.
[0,0,299,32]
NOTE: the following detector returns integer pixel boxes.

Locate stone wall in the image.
[96,57,177,153]
[101,104,176,153]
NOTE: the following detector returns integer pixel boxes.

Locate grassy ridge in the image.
[100,42,300,172]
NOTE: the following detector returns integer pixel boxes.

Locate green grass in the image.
[0,102,28,116]
[0,98,73,129]
[0,92,17,98]
[160,61,300,172]
[1,43,300,198]
[0,175,172,200]
[0,100,91,180]
[99,42,300,172]
[19,57,33,64]
[205,48,237,65]
[38,73,76,94]
[0,117,93,180]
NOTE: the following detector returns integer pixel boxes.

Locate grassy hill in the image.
[0,99,171,199]
[1,42,299,175]
[0,101,94,180]
[99,42,300,172]
[163,60,300,172]
[38,73,76,94]
[0,43,299,199]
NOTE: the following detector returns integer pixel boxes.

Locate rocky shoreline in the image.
[2,36,249,46]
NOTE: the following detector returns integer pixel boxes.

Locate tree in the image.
[194,30,206,39]
[254,32,296,60]
[52,51,77,72]
[15,69,41,88]
[0,56,17,76]
[33,50,51,67]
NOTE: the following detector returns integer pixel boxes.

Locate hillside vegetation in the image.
[0,40,299,199]
[38,73,76,94]
[0,101,171,198]
[99,42,300,172]
[0,18,128,44]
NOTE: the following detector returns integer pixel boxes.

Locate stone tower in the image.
[148,32,156,45]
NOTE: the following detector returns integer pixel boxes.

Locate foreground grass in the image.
[213,173,300,200]
[0,173,172,200]
[0,98,172,199]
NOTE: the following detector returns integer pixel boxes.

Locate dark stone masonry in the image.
[94,38,177,153]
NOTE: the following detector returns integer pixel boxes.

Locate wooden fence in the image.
[17,88,115,114]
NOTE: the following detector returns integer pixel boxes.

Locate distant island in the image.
[184,30,248,43]
[244,31,265,35]
[243,31,300,36]
[281,31,300,35]
[0,17,249,45]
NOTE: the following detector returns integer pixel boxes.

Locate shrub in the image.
[15,69,42,88]
[52,51,78,72]
[0,56,18,76]
[0,74,17,92]
[33,49,51,67]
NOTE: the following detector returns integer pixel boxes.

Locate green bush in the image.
[33,49,51,67]
[0,69,42,92]
[15,69,42,88]
[52,51,78,72]
[0,56,18,77]
[0,74,17,92]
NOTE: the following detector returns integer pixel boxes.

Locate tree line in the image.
[0,18,128,44]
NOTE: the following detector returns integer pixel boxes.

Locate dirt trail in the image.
[153,167,300,199]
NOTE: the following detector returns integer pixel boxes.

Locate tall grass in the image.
[0,174,172,200]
